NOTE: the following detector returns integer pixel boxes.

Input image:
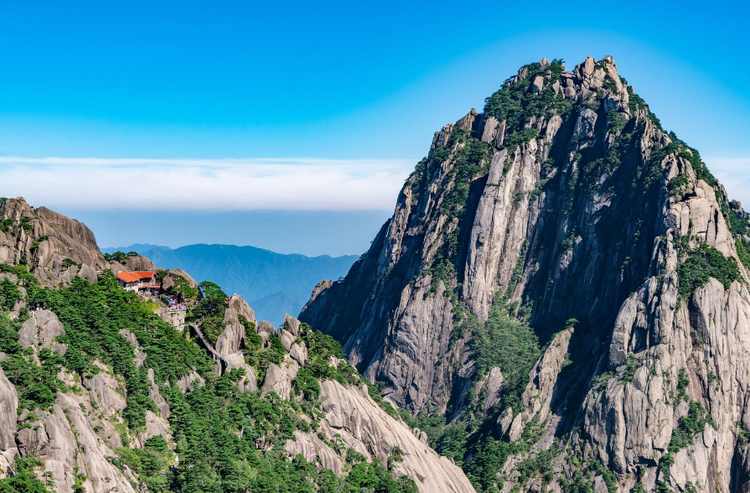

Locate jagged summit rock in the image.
[0,197,105,285]
[301,56,750,491]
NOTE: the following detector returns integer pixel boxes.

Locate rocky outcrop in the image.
[271,317,476,491]
[120,329,146,368]
[159,268,197,292]
[158,304,186,331]
[279,326,308,364]
[474,367,504,414]
[210,294,259,392]
[215,294,255,355]
[285,430,345,474]
[0,197,105,285]
[147,369,170,419]
[257,320,274,345]
[283,375,476,492]
[289,339,308,366]
[82,362,127,418]
[224,352,258,393]
[19,309,67,357]
[0,368,18,478]
[17,372,138,493]
[176,371,204,393]
[301,56,750,491]
[261,356,299,399]
[109,254,156,274]
[315,380,475,493]
[122,254,155,272]
[506,327,573,441]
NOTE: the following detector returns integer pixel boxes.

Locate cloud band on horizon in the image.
[1,155,748,212]
[0,156,415,211]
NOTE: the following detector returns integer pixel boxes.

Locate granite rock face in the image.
[260,357,299,399]
[314,380,476,493]
[0,197,106,285]
[18,309,67,357]
[301,56,652,414]
[16,372,138,493]
[216,294,255,355]
[250,315,477,491]
[159,268,197,291]
[0,368,18,478]
[301,57,750,491]
[276,317,475,492]
[213,294,259,392]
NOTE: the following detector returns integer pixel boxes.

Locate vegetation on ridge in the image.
[677,241,740,300]
[484,59,571,126]
[185,280,228,345]
[472,298,540,411]
[0,263,417,492]
[29,272,210,429]
[0,457,50,493]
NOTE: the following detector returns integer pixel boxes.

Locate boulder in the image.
[261,357,299,400]
[19,309,67,356]
[215,295,255,356]
[224,352,258,393]
[82,362,127,417]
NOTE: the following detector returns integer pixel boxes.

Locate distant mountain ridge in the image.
[104,243,357,322]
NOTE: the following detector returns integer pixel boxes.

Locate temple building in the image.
[116,271,160,294]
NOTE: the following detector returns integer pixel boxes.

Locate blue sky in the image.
[0,1,748,255]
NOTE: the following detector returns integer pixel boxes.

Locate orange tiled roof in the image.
[116,271,156,283]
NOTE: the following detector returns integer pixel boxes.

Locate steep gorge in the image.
[301,56,750,492]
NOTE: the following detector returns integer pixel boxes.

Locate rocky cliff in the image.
[301,56,750,491]
[0,198,473,492]
[0,197,105,286]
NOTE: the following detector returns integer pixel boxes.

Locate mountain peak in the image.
[301,57,750,491]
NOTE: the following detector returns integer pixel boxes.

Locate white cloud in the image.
[0,156,414,211]
[3,154,746,213]
[706,157,750,207]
